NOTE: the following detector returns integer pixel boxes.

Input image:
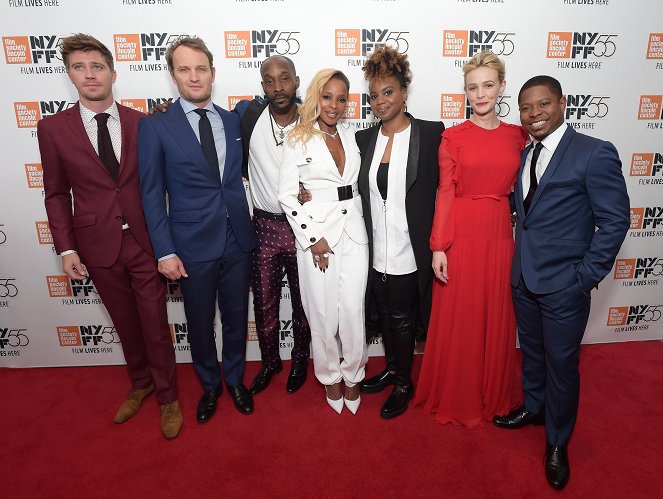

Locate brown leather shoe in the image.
[161,400,183,439]
[113,384,154,424]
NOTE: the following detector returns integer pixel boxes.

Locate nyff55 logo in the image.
[57,325,119,347]
[46,275,98,297]
[114,33,184,62]
[614,258,663,280]
[565,94,609,120]
[335,29,409,57]
[14,101,75,128]
[3,35,62,64]
[169,323,189,344]
[638,96,663,120]
[443,30,515,57]
[0,328,29,349]
[225,30,300,58]
[630,207,663,230]
[120,98,174,114]
[607,305,662,326]
[547,32,617,58]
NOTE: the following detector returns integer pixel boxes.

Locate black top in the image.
[377,162,389,200]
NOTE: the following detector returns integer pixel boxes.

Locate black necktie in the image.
[193,108,218,170]
[523,142,543,213]
[94,113,119,180]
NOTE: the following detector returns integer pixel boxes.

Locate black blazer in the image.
[356,114,444,341]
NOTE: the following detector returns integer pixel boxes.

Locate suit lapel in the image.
[166,99,220,184]
[405,115,420,192]
[65,102,113,178]
[358,125,379,199]
[516,143,532,219]
[117,103,132,179]
[527,125,575,215]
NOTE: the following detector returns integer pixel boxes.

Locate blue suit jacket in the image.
[138,99,256,263]
[512,125,629,294]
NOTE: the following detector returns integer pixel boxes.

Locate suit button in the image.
[292,211,297,216]
[308,215,313,219]
[301,224,307,229]
[116,216,122,221]
[523,225,528,231]
[341,209,347,214]
[310,237,316,243]
[115,188,121,192]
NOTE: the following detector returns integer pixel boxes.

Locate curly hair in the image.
[462,50,505,86]
[288,68,350,146]
[362,46,412,89]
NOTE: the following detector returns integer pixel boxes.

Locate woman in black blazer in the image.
[356,47,444,418]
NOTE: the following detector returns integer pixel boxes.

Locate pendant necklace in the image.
[321,129,338,140]
[269,107,298,146]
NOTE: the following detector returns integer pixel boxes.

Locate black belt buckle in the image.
[337,185,353,201]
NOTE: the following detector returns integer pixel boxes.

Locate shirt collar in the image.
[179,97,218,118]
[537,122,567,153]
[79,101,119,124]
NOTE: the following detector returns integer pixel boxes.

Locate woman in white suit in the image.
[279,69,369,414]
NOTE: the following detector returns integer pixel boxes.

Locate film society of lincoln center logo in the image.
[57,325,119,352]
[335,29,409,58]
[646,33,663,61]
[443,30,515,58]
[638,96,663,129]
[35,220,52,245]
[630,153,663,186]
[607,304,662,332]
[120,97,174,113]
[440,94,512,121]
[547,32,616,69]
[225,30,301,66]
[614,257,662,287]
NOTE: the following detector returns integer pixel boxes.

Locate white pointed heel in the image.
[344,395,361,415]
[327,396,344,414]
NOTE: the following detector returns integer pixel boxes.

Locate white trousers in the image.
[297,230,369,386]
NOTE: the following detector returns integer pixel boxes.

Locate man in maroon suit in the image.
[37,34,182,439]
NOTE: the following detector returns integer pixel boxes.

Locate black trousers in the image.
[370,269,418,387]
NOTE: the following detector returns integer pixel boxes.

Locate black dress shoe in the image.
[359,369,396,394]
[228,383,254,415]
[249,365,283,395]
[380,384,414,420]
[493,405,545,429]
[286,360,308,393]
[545,443,570,490]
[197,387,222,423]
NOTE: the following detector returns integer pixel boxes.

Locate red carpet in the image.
[2,341,662,498]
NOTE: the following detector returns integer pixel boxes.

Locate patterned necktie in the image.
[523,142,544,213]
[94,113,119,180]
[193,108,218,170]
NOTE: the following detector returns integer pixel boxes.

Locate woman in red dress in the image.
[415,51,528,427]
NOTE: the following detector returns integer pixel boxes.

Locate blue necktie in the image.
[193,108,218,171]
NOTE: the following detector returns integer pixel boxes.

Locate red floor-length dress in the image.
[415,120,528,427]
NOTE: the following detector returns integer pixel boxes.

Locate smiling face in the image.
[67,50,116,108]
[170,45,215,106]
[464,66,505,118]
[261,57,299,115]
[368,75,407,123]
[518,84,566,141]
[317,77,348,129]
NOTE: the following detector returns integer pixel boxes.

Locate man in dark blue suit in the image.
[138,36,256,423]
[493,76,629,490]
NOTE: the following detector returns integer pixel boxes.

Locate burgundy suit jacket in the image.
[38,101,154,267]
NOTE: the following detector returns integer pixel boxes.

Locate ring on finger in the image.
[314,255,321,262]
[323,253,329,259]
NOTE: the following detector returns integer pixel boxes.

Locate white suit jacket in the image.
[279,125,368,250]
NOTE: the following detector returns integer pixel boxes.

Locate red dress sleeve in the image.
[430,130,458,252]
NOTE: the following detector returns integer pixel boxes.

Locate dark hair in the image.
[518,75,563,103]
[362,46,412,89]
[60,33,114,71]
[165,35,213,72]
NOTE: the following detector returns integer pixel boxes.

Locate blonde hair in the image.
[288,68,350,146]
[462,50,505,86]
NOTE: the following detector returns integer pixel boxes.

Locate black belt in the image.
[337,185,353,201]
[253,208,287,222]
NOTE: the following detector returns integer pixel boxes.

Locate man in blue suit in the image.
[493,76,629,490]
[138,36,256,423]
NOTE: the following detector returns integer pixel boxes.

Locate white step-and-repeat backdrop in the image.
[1,0,661,368]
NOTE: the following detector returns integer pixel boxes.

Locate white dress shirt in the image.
[179,97,226,179]
[79,101,122,161]
[521,123,567,197]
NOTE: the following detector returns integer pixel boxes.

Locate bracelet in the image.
[59,250,77,256]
